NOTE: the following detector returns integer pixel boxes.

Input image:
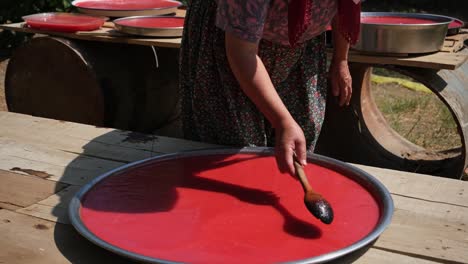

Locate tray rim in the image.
[361,12,452,27]
[68,147,394,264]
[113,15,184,37]
[22,12,109,25]
[72,0,182,17]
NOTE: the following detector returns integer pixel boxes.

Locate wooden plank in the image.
[0,22,182,48]
[0,137,126,186]
[441,39,465,53]
[0,209,137,264]
[352,248,441,264]
[374,195,468,263]
[441,31,468,53]
[0,170,68,211]
[346,51,467,70]
[353,163,468,207]
[446,30,468,43]
[0,112,218,162]
[16,186,80,224]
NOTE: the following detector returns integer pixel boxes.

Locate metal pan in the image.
[69,147,394,264]
[354,12,452,54]
[421,14,464,36]
[113,16,184,37]
[446,17,465,36]
[72,0,182,18]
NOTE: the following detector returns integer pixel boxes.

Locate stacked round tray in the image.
[72,0,184,37]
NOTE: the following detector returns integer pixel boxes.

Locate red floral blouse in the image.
[215,0,338,46]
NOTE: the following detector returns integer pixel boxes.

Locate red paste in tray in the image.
[362,16,439,24]
[24,13,105,32]
[80,154,380,263]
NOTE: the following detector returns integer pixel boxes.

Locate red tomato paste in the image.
[80,154,380,263]
[362,16,438,24]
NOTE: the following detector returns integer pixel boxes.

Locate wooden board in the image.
[343,50,467,70]
[16,186,80,224]
[0,112,218,161]
[0,210,138,264]
[442,29,468,53]
[0,22,182,48]
[0,170,68,210]
[1,23,467,70]
[352,163,468,207]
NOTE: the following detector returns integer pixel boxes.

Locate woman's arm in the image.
[330,15,352,106]
[225,32,307,175]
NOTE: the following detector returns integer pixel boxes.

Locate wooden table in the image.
[0,111,467,263]
[1,22,467,70]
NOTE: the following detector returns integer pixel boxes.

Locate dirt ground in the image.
[371,82,461,152]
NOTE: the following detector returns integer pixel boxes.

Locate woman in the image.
[179,0,361,175]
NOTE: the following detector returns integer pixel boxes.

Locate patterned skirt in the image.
[179,0,328,151]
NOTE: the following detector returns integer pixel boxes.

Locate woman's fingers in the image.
[339,76,352,106]
[275,122,307,176]
[330,60,353,106]
[295,140,307,166]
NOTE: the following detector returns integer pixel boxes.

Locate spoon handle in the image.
[293,159,313,193]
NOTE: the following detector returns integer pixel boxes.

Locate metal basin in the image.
[353,12,452,54]
[114,16,184,37]
[69,147,394,263]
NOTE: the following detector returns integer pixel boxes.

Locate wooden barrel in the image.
[316,53,468,179]
[5,36,180,133]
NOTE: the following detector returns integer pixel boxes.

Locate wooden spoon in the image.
[293,156,334,224]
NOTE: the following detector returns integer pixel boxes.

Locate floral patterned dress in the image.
[179,0,336,150]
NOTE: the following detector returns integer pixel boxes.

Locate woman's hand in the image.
[330,14,352,106]
[275,120,307,176]
[329,59,352,106]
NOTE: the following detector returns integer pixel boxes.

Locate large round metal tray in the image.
[354,12,452,54]
[114,16,184,37]
[72,0,182,17]
[69,147,394,263]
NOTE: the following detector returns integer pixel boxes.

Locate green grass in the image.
[371,68,461,152]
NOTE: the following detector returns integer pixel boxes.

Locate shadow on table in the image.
[51,131,326,263]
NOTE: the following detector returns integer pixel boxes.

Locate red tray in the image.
[72,0,182,17]
[23,12,107,32]
[69,148,393,263]
[447,18,464,35]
